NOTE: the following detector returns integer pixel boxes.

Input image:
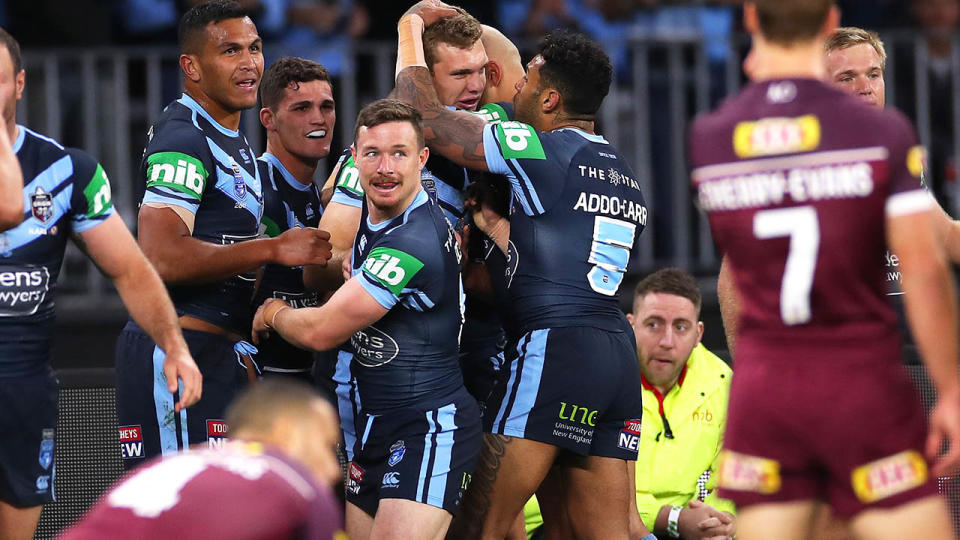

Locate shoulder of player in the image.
[147,110,210,157]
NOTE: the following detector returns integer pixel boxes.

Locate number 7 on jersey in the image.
[753,206,820,326]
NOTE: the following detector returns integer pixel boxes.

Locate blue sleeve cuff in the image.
[482,124,511,175]
[357,272,398,310]
[330,189,363,208]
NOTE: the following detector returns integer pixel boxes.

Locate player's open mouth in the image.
[236,79,257,89]
[371,181,399,192]
[306,130,327,139]
[458,98,479,110]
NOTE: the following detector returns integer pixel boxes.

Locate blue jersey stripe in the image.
[152,345,181,456]
[426,403,456,507]
[357,272,398,309]
[416,409,439,502]
[334,350,361,461]
[330,189,363,208]
[4,185,74,252]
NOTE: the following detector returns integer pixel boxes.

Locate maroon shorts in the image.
[717,340,937,518]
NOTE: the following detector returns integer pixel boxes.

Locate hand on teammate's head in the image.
[402,0,461,26]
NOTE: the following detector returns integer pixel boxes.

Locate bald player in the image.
[479,25,526,110]
[62,379,345,539]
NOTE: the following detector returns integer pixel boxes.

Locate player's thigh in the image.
[0,501,42,540]
[346,501,375,540]
[736,500,822,540]
[372,498,453,540]
[562,454,634,540]
[850,495,953,540]
[536,467,573,540]
[0,371,57,510]
[481,436,557,525]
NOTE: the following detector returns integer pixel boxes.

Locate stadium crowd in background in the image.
[1,1,960,539]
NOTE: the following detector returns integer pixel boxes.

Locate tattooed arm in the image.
[394,66,491,172]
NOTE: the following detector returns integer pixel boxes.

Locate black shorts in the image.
[347,389,482,516]
[114,321,249,469]
[458,337,507,418]
[0,369,57,507]
[485,326,643,459]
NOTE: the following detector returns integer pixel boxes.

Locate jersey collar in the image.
[12,125,24,154]
[178,93,241,138]
[261,153,313,192]
[365,189,429,231]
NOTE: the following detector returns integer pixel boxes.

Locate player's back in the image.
[59,442,343,540]
[485,124,647,334]
[691,78,926,357]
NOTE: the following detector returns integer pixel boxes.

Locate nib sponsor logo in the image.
[207,420,228,449]
[119,425,144,460]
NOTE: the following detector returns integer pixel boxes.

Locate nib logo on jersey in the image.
[119,425,144,460]
[0,265,51,317]
[207,420,228,449]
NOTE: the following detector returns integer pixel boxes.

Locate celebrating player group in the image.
[2,0,960,539]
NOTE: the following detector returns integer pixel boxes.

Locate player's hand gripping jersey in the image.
[140,93,262,335]
[253,153,322,374]
[690,79,926,352]
[0,126,114,376]
[348,190,465,413]
[480,122,648,332]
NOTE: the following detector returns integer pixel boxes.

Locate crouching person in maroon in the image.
[61,380,345,540]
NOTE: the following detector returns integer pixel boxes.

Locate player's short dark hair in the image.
[353,99,424,149]
[753,0,834,46]
[536,30,612,117]
[225,379,323,436]
[633,268,702,317]
[423,11,483,69]
[259,57,331,110]
[0,27,22,75]
[178,0,250,54]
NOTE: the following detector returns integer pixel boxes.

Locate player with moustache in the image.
[115,0,332,468]
[394,3,651,539]
[253,99,481,540]
[304,13,525,469]
[253,56,336,382]
[692,2,960,539]
[0,28,200,540]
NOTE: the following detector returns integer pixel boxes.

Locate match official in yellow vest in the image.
[627,268,736,540]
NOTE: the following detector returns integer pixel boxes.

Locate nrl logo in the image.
[31,187,53,223]
[231,158,246,200]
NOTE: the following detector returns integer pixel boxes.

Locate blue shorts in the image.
[346,389,482,516]
[0,369,57,507]
[458,337,507,419]
[114,321,249,469]
[485,325,643,460]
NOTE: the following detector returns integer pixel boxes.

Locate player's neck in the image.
[747,40,827,83]
[185,87,243,132]
[368,186,422,225]
[547,112,594,135]
[265,140,319,186]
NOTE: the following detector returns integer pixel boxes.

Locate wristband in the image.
[396,14,427,80]
[667,505,682,538]
[264,302,290,330]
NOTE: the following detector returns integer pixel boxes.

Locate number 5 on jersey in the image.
[587,216,637,296]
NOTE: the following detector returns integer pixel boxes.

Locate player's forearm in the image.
[933,204,960,264]
[901,258,960,396]
[0,128,24,230]
[113,254,188,355]
[143,234,280,285]
[717,256,741,358]
[271,303,348,351]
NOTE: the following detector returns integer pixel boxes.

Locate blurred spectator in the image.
[894,0,960,212]
[279,0,368,76]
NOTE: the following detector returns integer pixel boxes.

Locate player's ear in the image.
[260,107,274,131]
[696,321,704,343]
[821,5,840,38]
[14,69,24,101]
[180,54,202,83]
[626,313,635,327]
[350,143,358,161]
[418,145,429,168]
[486,61,502,87]
[743,3,759,36]
[541,89,561,114]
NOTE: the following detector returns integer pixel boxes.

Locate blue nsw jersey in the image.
[348,189,465,413]
[0,126,115,375]
[481,122,648,333]
[139,93,262,335]
[253,153,322,371]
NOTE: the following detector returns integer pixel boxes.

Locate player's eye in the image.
[393,151,406,158]
[224,47,237,54]
[250,44,261,52]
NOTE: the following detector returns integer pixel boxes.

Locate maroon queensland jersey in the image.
[690,78,930,358]
[60,442,344,540]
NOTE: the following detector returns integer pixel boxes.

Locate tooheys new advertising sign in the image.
[0,265,50,316]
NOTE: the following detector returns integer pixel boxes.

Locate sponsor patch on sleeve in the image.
[83,164,113,218]
[851,450,928,503]
[495,121,546,160]
[146,151,208,200]
[362,247,424,296]
[472,103,509,124]
[335,156,363,196]
[717,450,781,494]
